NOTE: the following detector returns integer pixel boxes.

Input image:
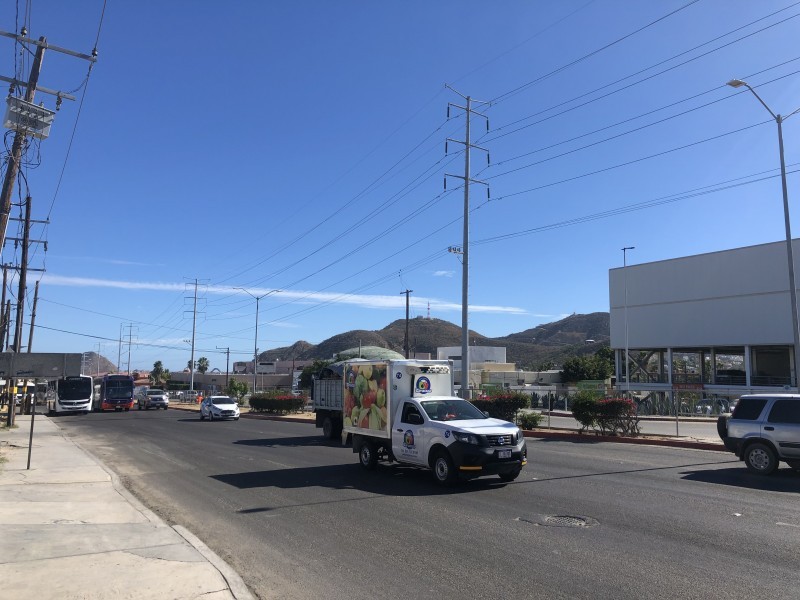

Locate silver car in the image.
[138,389,169,410]
[718,394,800,475]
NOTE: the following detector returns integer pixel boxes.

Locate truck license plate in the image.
[498,449,512,459]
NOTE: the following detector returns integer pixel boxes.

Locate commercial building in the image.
[609,240,799,414]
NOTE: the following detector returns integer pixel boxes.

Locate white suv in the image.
[718,394,800,475]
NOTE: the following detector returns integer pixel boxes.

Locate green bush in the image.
[571,391,600,432]
[248,393,305,414]
[571,395,640,436]
[471,391,530,423]
[517,411,543,430]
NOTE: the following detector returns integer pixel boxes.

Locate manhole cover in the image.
[518,514,598,528]
[545,515,592,527]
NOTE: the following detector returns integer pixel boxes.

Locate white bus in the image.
[49,375,94,415]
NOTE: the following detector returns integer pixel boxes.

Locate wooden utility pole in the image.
[0,265,7,346]
[401,289,413,358]
[0,39,45,251]
[12,195,31,352]
[27,280,39,352]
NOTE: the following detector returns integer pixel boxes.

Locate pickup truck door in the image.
[391,401,427,466]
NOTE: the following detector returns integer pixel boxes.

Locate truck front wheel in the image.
[359,441,378,470]
[432,450,458,486]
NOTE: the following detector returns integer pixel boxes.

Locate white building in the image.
[609,240,798,412]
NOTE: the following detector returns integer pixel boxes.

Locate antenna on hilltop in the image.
[427,301,430,320]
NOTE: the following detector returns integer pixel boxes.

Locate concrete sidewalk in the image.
[0,415,253,600]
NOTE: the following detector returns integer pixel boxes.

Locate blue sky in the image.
[2,1,799,373]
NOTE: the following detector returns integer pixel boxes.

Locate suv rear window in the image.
[731,397,768,420]
[767,400,800,424]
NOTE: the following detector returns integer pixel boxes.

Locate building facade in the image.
[609,240,798,414]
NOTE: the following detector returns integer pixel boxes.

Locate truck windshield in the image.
[421,399,487,422]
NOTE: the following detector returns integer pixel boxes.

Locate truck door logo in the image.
[403,430,415,449]
[415,376,432,394]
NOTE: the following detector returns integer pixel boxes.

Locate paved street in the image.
[52,409,799,600]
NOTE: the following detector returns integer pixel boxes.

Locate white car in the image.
[200,396,240,421]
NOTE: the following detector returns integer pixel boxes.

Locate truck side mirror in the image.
[408,413,424,425]
[483,411,490,418]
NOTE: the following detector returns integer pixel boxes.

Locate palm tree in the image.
[197,357,210,374]
[150,361,165,386]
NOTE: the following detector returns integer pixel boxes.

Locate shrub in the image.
[571,395,639,436]
[249,393,305,414]
[517,411,543,430]
[471,391,530,423]
[571,391,600,432]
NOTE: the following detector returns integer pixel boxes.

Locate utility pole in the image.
[217,346,230,389]
[117,323,122,372]
[445,88,489,399]
[4,301,10,350]
[0,40,44,250]
[26,280,39,352]
[0,265,7,346]
[401,289,413,358]
[190,279,198,392]
[12,196,31,352]
[0,29,97,251]
[125,324,134,374]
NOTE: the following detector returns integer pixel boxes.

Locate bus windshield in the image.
[58,378,93,400]
[107,380,133,399]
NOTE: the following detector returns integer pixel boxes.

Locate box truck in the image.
[313,359,527,484]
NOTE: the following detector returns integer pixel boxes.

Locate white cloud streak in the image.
[41,274,529,316]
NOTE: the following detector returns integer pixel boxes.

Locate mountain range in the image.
[259,311,610,369]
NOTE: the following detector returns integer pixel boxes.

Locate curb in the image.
[522,428,724,451]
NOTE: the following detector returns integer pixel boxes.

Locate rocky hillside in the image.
[261,312,610,368]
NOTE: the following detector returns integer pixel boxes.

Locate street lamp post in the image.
[728,79,800,388]
[236,288,279,396]
[622,246,635,394]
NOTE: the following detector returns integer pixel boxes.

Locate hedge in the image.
[248,394,305,414]
[471,392,530,423]
[572,395,640,436]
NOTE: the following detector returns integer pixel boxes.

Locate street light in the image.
[728,79,800,388]
[622,246,635,394]
[235,288,279,395]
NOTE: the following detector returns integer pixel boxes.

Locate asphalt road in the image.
[52,409,800,600]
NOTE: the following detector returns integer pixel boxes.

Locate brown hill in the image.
[261,312,609,368]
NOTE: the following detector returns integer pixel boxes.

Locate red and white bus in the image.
[94,374,135,412]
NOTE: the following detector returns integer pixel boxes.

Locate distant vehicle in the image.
[138,389,169,410]
[94,374,135,412]
[717,394,800,474]
[49,375,94,415]
[199,396,240,421]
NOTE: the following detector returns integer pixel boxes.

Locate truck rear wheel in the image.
[322,417,334,439]
[359,441,378,470]
[433,450,458,486]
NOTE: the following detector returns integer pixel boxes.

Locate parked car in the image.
[717,394,800,475]
[138,389,169,411]
[200,396,240,421]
